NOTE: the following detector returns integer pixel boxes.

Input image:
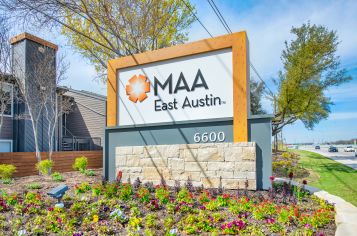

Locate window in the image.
[0,82,13,117]
[0,139,12,152]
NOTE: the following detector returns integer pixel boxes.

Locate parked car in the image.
[315,145,320,150]
[344,146,354,152]
[328,146,338,152]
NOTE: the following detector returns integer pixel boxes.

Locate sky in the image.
[9,0,357,143]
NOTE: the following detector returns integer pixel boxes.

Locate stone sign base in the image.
[115,142,257,190]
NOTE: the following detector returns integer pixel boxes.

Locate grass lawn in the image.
[292,149,357,206]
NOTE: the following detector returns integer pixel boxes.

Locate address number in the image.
[193,131,225,143]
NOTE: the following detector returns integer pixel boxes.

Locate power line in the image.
[249,62,274,96]
[205,0,274,96]
[207,0,232,33]
[180,0,213,37]
[206,0,231,34]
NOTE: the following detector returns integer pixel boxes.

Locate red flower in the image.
[269,176,275,182]
[288,172,294,179]
[116,171,123,182]
[302,180,308,185]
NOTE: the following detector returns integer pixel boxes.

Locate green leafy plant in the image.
[176,187,194,204]
[127,216,142,233]
[144,213,158,229]
[35,160,53,175]
[198,190,211,204]
[2,178,12,185]
[51,172,64,182]
[119,183,133,201]
[163,216,175,231]
[0,164,16,179]
[136,187,150,203]
[74,182,91,194]
[92,184,103,197]
[104,183,118,198]
[155,186,170,204]
[216,194,230,207]
[72,156,88,173]
[84,169,95,176]
[205,199,220,211]
[27,183,42,189]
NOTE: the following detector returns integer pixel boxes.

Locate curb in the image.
[314,191,357,236]
[275,178,357,236]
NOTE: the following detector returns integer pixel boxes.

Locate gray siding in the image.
[0,117,13,140]
[64,90,106,147]
[12,38,55,152]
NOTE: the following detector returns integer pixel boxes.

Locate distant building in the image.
[0,33,105,152]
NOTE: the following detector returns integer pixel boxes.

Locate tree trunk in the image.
[31,117,41,162]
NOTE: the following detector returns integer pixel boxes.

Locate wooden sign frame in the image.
[107,31,249,142]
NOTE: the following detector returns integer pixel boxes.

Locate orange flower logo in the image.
[125,74,150,103]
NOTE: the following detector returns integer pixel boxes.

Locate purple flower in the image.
[266,218,275,224]
[72,233,83,236]
[227,222,233,228]
[304,224,311,228]
[200,205,206,210]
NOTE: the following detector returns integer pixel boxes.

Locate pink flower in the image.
[269,176,275,182]
[266,218,275,224]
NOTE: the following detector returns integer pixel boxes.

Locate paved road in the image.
[301,146,357,170]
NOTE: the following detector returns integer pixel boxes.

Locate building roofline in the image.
[59,86,107,101]
[10,32,58,51]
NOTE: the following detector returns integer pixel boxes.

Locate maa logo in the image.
[125,74,150,103]
[125,69,209,103]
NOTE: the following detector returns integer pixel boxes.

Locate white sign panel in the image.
[117,48,233,126]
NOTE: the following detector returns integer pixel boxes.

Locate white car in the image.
[344,146,354,152]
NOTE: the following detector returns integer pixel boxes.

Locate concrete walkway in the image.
[314,191,357,236]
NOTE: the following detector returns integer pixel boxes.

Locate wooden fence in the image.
[0,151,103,177]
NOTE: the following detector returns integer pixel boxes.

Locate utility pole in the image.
[273,95,278,152]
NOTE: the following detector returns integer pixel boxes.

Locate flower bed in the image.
[273,151,310,179]
[0,176,335,235]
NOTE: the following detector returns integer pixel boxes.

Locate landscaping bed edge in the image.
[275,177,357,236]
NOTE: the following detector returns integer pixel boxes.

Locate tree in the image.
[0,0,195,81]
[34,49,72,159]
[272,23,351,137]
[13,45,70,161]
[0,16,14,135]
[250,78,266,115]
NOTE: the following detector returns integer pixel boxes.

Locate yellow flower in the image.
[93,214,99,223]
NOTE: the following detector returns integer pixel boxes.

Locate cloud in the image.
[328,112,357,121]
[190,0,357,78]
